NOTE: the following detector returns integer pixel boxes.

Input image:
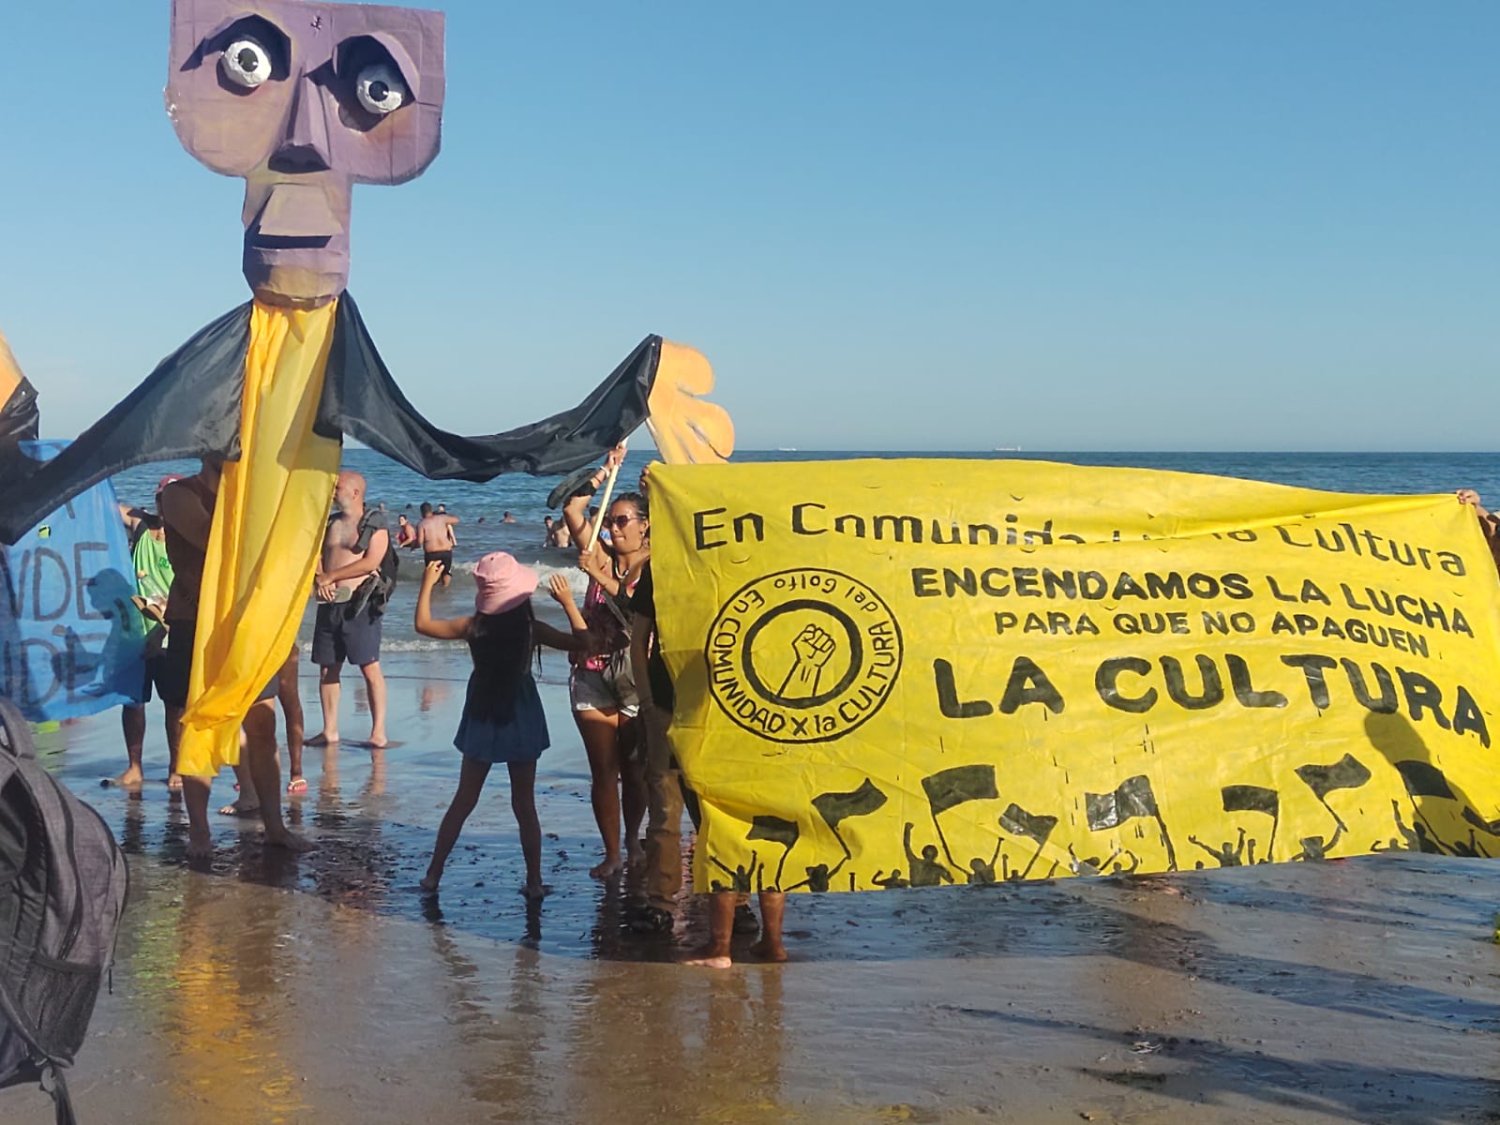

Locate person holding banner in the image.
[1457,490,1500,572]
[626,554,691,932]
[560,446,649,879]
[112,476,181,791]
[159,461,308,858]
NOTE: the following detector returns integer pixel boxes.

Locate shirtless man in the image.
[543,515,572,549]
[310,471,390,747]
[417,501,460,587]
[158,459,307,856]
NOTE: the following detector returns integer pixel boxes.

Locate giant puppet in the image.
[0,0,730,776]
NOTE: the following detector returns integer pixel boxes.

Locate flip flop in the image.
[546,464,600,509]
[286,777,308,795]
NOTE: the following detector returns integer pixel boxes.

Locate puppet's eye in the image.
[355,63,407,115]
[221,38,273,88]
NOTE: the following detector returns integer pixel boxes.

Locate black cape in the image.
[0,294,660,544]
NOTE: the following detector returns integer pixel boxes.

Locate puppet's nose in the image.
[274,75,333,172]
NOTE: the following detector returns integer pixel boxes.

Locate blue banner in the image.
[0,443,145,721]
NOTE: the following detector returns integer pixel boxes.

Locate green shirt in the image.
[132,530,174,603]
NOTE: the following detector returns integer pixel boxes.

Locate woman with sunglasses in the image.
[559,453,651,878]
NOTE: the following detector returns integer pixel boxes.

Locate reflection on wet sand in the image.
[13,657,1500,1124]
[163,876,306,1120]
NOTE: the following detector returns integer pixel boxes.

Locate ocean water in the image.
[111,448,1500,655]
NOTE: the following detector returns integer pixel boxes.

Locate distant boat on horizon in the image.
[993,445,1022,452]
[777,446,798,452]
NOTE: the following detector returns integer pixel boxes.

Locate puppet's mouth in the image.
[245,181,347,251]
[250,233,333,250]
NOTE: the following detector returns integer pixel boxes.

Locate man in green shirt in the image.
[111,475,181,790]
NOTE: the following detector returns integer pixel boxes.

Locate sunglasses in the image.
[606,514,644,530]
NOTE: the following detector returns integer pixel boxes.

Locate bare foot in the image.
[166,773,183,793]
[419,873,440,893]
[521,883,551,901]
[684,949,734,969]
[186,828,214,859]
[590,854,624,879]
[367,732,389,749]
[751,939,788,963]
[218,798,260,817]
[305,733,339,747]
[264,827,314,852]
[106,766,145,789]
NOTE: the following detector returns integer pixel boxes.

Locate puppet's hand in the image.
[646,341,734,465]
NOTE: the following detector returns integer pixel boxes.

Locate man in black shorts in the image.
[310,471,391,746]
[416,500,459,586]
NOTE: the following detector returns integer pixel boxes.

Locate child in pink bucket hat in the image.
[473,550,537,615]
[414,552,581,899]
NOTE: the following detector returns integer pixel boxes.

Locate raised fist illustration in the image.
[777,623,838,699]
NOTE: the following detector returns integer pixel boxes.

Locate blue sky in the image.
[1,1,1496,450]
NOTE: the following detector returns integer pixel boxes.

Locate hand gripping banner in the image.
[648,459,1500,893]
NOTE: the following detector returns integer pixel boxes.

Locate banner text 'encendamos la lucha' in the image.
[649,459,1500,893]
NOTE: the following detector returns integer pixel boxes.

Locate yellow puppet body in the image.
[176,302,341,776]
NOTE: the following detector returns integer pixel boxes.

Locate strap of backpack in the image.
[0,697,36,760]
[353,509,388,554]
[42,1063,77,1125]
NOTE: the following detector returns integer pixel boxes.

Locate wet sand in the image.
[11,647,1500,1124]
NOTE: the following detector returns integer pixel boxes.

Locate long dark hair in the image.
[464,602,534,722]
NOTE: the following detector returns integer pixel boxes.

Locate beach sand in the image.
[9,646,1500,1124]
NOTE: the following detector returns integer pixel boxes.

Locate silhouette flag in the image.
[998,802,1059,879]
[922,764,1000,867]
[747,815,801,889]
[1085,775,1159,829]
[1393,760,1456,801]
[1221,785,1279,815]
[1085,774,1177,870]
[922,765,999,815]
[1295,754,1372,799]
[1295,753,1372,831]
[747,815,800,848]
[1392,759,1480,853]
[812,780,889,829]
[1221,783,1281,861]
[1463,807,1500,836]
[999,803,1058,844]
[810,779,889,864]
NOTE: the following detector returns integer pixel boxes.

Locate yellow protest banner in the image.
[648,459,1500,893]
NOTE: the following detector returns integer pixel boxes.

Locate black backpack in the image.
[0,698,129,1125]
[352,509,398,616]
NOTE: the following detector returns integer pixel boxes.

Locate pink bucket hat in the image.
[474,552,538,615]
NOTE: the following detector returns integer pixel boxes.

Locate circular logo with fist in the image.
[704,568,903,744]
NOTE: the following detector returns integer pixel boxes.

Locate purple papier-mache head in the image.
[167,0,445,306]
